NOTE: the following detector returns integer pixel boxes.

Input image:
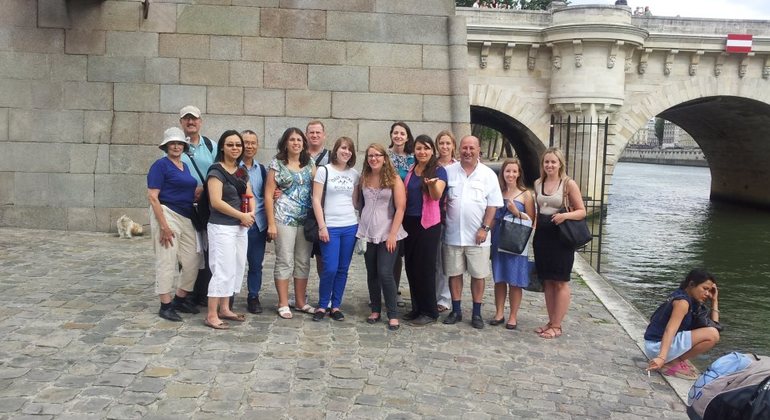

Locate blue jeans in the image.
[246,227,267,299]
[318,224,358,310]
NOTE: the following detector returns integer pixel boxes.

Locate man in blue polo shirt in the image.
[177,105,217,308]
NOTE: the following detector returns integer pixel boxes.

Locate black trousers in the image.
[192,249,212,303]
[403,216,440,319]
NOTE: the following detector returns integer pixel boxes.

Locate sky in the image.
[567,0,770,20]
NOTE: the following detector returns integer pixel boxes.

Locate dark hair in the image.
[413,135,440,194]
[678,268,716,290]
[498,158,526,194]
[389,121,414,154]
[275,127,310,167]
[214,130,244,164]
[241,129,259,144]
[330,136,356,168]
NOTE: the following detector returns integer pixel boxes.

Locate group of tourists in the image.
[147,104,722,371]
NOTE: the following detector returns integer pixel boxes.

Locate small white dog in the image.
[116,215,144,239]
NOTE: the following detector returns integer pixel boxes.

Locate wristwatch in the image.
[480,224,491,232]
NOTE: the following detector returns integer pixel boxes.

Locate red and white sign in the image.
[726,34,753,53]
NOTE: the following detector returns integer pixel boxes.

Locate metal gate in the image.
[548,115,610,272]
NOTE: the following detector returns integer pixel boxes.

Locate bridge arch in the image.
[613,79,770,208]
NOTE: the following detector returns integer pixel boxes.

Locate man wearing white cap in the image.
[177,105,217,307]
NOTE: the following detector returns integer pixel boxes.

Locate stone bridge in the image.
[461,5,770,209]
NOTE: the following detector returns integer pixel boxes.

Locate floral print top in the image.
[269,158,314,227]
[388,150,415,181]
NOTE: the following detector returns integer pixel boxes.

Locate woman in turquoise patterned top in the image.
[265,127,316,320]
[387,121,415,307]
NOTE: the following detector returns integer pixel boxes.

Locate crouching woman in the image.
[645,268,721,379]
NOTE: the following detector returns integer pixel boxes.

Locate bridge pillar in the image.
[544,6,647,200]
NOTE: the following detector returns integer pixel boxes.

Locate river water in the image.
[602,162,770,362]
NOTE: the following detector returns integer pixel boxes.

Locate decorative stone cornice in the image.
[528,44,540,70]
[664,50,678,76]
[504,43,515,70]
[689,51,703,76]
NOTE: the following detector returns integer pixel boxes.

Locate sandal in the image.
[534,322,552,334]
[218,312,246,322]
[296,304,316,314]
[538,326,562,339]
[277,306,293,319]
[366,313,381,324]
[204,319,229,330]
[330,310,345,321]
[312,310,326,322]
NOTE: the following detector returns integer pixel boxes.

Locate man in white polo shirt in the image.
[442,135,503,329]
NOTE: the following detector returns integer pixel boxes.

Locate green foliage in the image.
[654,117,664,147]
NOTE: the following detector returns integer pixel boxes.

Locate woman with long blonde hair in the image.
[532,147,586,339]
[356,143,407,331]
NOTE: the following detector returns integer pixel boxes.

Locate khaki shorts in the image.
[442,244,491,279]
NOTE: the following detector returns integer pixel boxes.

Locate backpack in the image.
[186,136,214,231]
[687,353,770,420]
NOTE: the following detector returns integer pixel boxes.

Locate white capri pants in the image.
[207,223,248,297]
[150,205,201,295]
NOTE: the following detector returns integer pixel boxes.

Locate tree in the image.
[654,117,664,148]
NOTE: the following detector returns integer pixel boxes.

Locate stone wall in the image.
[0,0,470,231]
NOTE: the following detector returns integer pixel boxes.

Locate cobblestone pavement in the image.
[0,228,686,419]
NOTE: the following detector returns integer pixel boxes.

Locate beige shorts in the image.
[273,223,313,280]
[442,244,491,279]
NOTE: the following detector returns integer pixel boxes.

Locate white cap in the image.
[179,105,201,119]
[159,127,190,151]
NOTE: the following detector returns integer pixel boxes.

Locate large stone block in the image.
[63,82,113,110]
[67,208,100,231]
[370,68,453,95]
[422,95,453,122]
[375,0,454,16]
[242,37,282,62]
[88,56,145,83]
[283,39,345,65]
[96,144,110,173]
[9,109,84,143]
[110,145,160,175]
[31,81,63,109]
[260,9,325,40]
[159,85,206,114]
[65,30,106,55]
[345,42,422,68]
[106,31,158,57]
[38,0,70,28]
[232,0,277,6]
[0,172,12,205]
[68,1,140,32]
[109,112,141,145]
[285,90,331,118]
[0,52,49,80]
[177,6,260,36]
[84,111,114,144]
[208,87,244,115]
[114,83,160,112]
[0,108,7,140]
[0,79,31,108]
[0,27,64,54]
[357,120,395,148]
[0,142,69,172]
[158,34,210,59]
[145,58,179,84]
[0,207,67,230]
[327,12,447,45]
[332,92,422,120]
[264,117,315,147]
[139,2,176,33]
[95,174,148,208]
[308,65,368,92]
[230,61,263,88]
[13,173,49,205]
[211,36,241,60]
[243,89,285,117]
[280,0,374,11]
[49,174,96,207]
[423,45,451,69]
[180,59,229,86]
[263,63,307,89]
[0,0,36,27]
[204,115,264,142]
[69,144,100,174]
[139,113,180,145]
[50,54,87,82]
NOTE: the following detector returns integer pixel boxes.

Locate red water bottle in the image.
[241,193,252,213]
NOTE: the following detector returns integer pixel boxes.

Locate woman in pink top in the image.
[402,135,448,326]
[357,144,407,331]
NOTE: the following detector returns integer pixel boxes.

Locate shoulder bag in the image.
[303,166,327,243]
[557,177,592,250]
[497,193,533,256]
[188,157,211,232]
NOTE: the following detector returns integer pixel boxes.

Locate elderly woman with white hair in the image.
[147,127,203,322]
